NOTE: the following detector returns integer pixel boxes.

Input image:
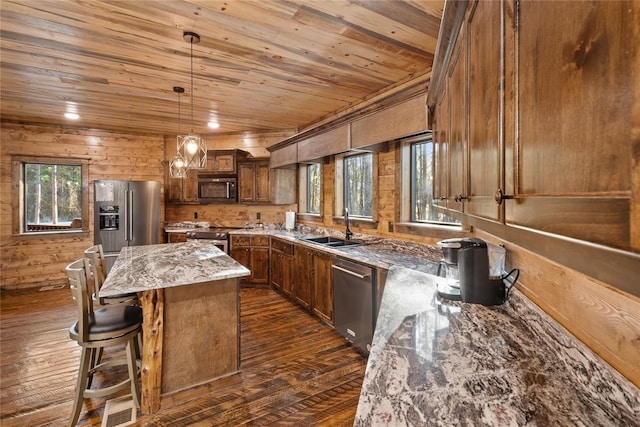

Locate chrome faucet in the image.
[344,208,353,240]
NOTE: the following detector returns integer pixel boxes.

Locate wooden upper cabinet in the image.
[447,23,467,215]
[238,162,258,202]
[167,168,198,203]
[432,77,450,211]
[238,160,269,203]
[465,0,501,222]
[207,150,237,174]
[508,0,634,250]
[429,0,637,252]
[255,163,270,203]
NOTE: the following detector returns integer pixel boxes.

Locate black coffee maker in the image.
[436,238,519,306]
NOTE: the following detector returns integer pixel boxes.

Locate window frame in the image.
[298,162,324,220]
[398,135,463,232]
[12,155,90,236]
[334,151,378,227]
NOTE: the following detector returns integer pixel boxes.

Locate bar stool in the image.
[66,258,142,427]
[84,244,138,306]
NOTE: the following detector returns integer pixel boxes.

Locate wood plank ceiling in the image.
[0,0,444,136]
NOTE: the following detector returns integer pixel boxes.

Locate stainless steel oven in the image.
[185,228,240,253]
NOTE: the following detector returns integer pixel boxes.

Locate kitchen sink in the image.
[304,236,361,247]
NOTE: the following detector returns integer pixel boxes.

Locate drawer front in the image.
[231,235,250,246]
[271,238,293,255]
[251,236,270,247]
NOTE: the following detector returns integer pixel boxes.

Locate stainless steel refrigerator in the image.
[94,180,161,272]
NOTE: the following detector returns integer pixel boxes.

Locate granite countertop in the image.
[230,228,441,274]
[354,266,640,426]
[164,221,211,233]
[100,241,250,296]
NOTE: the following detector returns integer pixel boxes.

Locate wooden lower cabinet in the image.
[293,246,313,309]
[311,251,333,325]
[230,235,269,284]
[270,238,294,296]
[269,239,336,326]
[166,232,187,243]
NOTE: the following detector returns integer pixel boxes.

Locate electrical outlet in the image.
[388,222,394,232]
[193,212,198,219]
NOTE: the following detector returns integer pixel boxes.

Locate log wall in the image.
[0,123,165,289]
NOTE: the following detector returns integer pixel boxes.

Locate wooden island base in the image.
[140,278,240,413]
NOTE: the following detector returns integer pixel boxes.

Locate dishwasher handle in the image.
[332,264,370,280]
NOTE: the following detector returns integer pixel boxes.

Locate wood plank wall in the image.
[0,123,165,289]
[165,204,296,228]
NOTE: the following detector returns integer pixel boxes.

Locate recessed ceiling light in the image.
[65,112,80,120]
[208,121,220,129]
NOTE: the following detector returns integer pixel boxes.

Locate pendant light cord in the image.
[190,36,194,133]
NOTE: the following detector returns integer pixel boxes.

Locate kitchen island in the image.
[354,266,640,426]
[100,241,250,414]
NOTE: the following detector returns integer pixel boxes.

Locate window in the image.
[406,138,459,225]
[344,153,373,218]
[298,163,322,216]
[13,156,89,234]
[306,163,321,214]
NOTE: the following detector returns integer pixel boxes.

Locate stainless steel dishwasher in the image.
[332,257,375,354]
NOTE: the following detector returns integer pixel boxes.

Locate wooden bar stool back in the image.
[84,244,137,306]
[66,258,142,427]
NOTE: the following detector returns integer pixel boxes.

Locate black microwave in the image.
[197,174,237,203]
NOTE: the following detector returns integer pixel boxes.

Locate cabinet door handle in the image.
[495,188,514,205]
[454,194,468,202]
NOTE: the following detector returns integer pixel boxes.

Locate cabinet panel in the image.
[238,160,271,203]
[312,251,333,325]
[208,152,236,174]
[230,246,250,283]
[167,232,187,243]
[238,163,256,202]
[433,82,449,210]
[256,163,270,202]
[270,251,283,291]
[466,0,501,221]
[448,27,466,214]
[250,247,270,284]
[167,169,197,203]
[293,246,313,309]
[512,0,633,249]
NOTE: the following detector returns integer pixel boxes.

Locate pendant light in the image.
[169,86,187,178]
[177,31,207,169]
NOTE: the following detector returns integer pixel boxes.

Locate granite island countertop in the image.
[100,241,250,296]
[354,266,640,426]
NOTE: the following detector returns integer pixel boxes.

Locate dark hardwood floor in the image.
[0,285,367,426]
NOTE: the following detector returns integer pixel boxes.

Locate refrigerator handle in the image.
[126,190,133,241]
